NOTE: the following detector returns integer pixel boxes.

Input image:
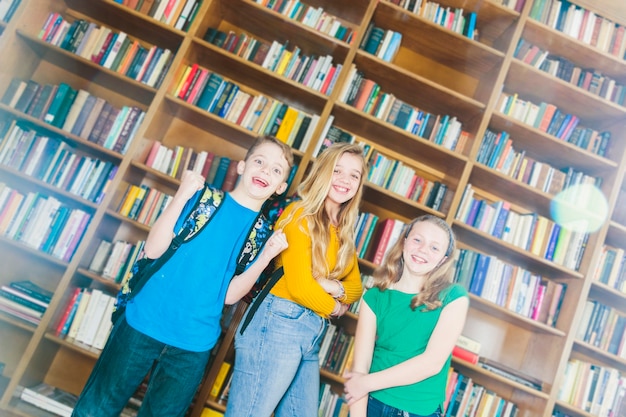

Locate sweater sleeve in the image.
[270,204,362,318]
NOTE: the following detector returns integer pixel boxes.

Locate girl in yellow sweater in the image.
[225,143,367,417]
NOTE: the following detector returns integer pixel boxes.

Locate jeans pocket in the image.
[269,298,305,320]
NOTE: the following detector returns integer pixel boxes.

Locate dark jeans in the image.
[367,395,443,417]
[71,315,211,417]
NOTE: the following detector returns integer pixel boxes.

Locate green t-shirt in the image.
[363,283,468,415]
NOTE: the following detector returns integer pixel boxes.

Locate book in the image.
[209,361,231,400]
[20,383,78,417]
[452,345,479,364]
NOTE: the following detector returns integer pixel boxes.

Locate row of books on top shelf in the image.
[18,383,78,417]
[0,186,92,262]
[384,1,478,41]
[454,247,567,327]
[202,27,342,96]
[359,24,402,63]
[592,245,626,293]
[476,129,601,196]
[171,66,321,152]
[529,0,626,60]
[0,0,20,24]
[455,185,589,271]
[115,182,173,226]
[319,323,354,376]
[53,287,116,350]
[362,142,449,209]
[38,13,174,89]
[444,368,520,417]
[558,359,626,416]
[88,239,145,284]
[0,280,52,325]
[1,78,146,155]
[319,382,348,417]
[577,300,626,358]
[338,65,472,154]
[252,0,356,44]
[514,39,626,107]
[0,122,119,204]
[497,91,611,157]
[355,215,405,265]
[113,0,202,31]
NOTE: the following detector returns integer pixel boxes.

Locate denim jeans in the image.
[224,294,327,417]
[71,315,211,417]
[367,395,443,417]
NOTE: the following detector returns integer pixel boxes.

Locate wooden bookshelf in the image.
[0,0,625,416]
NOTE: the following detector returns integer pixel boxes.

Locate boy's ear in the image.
[275,181,288,195]
[237,160,246,175]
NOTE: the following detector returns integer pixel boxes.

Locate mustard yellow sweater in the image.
[270,203,363,318]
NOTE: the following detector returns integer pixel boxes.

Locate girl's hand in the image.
[343,371,370,405]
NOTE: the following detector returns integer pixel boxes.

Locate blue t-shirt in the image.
[126,193,258,352]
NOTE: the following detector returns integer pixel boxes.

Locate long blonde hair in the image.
[373,215,456,310]
[278,143,366,280]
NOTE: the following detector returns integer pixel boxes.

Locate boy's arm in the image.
[143,170,205,259]
[224,230,288,304]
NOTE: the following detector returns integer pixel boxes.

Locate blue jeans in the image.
[367,395,443,417]
[71,315,211,417]
[224,294,327,417]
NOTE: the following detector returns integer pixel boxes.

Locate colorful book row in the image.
[348,273,374,315]
[592,245,626,293]
[252,0,356,44]
[0,280,51,325]
[456,185,589,271]
[113,0,201,31]
[476,128,601,197]
[529,0,626,60]
[385,1,477,40]
[557,359,626,416]
[453,248,567,327]
[171,66,321,151]
[0,186,91,262]
[0,122,119,204]
[115,182,174,226]
[514,38,626,107]
[360,24,402,62]
[339,64,471,153]
[203,27,341,96]
[37,13,174,88]
[497,91,610,156]
[319,382,348,417]
[445,370,520,417]
[88,239,146,284]
[362,142,448,209]
[54,287,115,349]
[577,300,626,358]
[319,323,354,376]
[1,79,145,155]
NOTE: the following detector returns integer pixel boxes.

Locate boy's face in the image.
[237,142,290,201]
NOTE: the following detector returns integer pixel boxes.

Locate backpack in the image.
[111,185,288,323]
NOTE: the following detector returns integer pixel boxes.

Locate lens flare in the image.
[550,184,608,233]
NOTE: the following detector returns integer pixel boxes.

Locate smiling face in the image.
[402,220,450,277]
[236,141,290,203]
[325,152,363,209]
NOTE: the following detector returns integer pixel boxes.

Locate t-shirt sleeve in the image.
[363,287,380,313]
[442,283,468,306]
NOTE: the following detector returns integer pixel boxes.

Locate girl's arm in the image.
[143,170,204,258]
[224,230,288,304]
[345,299,377,417]
[344,296,469,404]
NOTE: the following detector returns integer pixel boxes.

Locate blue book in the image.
[444,374,464,417]
[211,157,231,189]
[469,254,490,296]
[41,206,71,254]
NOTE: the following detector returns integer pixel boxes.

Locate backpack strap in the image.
[239,266,284,334]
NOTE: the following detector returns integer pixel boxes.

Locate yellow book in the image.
[200,408,224,417]
[275,107,299,143]
[209,361,231,400]
[173,64,192,97]
[529,216,549,256]
[275,50,292,76]
[118,185,142,217]
[169,145,185,177]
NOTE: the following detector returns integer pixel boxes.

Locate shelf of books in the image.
[1,0,626,416]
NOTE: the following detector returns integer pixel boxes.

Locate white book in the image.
[102,32,128,69]
[25,196,62,250]
[74,22,98,57]
[174,0,198,30]
[68,290,91,339]
[312,115,334,157]
[92,296,116,349]
[61,89,91,132]
[5,191,37,239]
[152,0,171,21]
[75,289,104,345]
[89,240,113,274]
[147,49,172,88]
[337,64,357,103]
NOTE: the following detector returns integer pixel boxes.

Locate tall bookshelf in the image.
[0,0,624,416]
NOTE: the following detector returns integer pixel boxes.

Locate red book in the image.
[369,218,395,265]
[452,345,479,364]
[221,159,240,192]
[353,79,376,112]
[54,287,81,335]
[178,63,199,99]
[538,104,556,132]
[201,152,215,178]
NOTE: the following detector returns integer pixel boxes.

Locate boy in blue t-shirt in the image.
[72,136,294,417]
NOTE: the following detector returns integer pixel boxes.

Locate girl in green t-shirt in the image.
[344,215,469,417]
